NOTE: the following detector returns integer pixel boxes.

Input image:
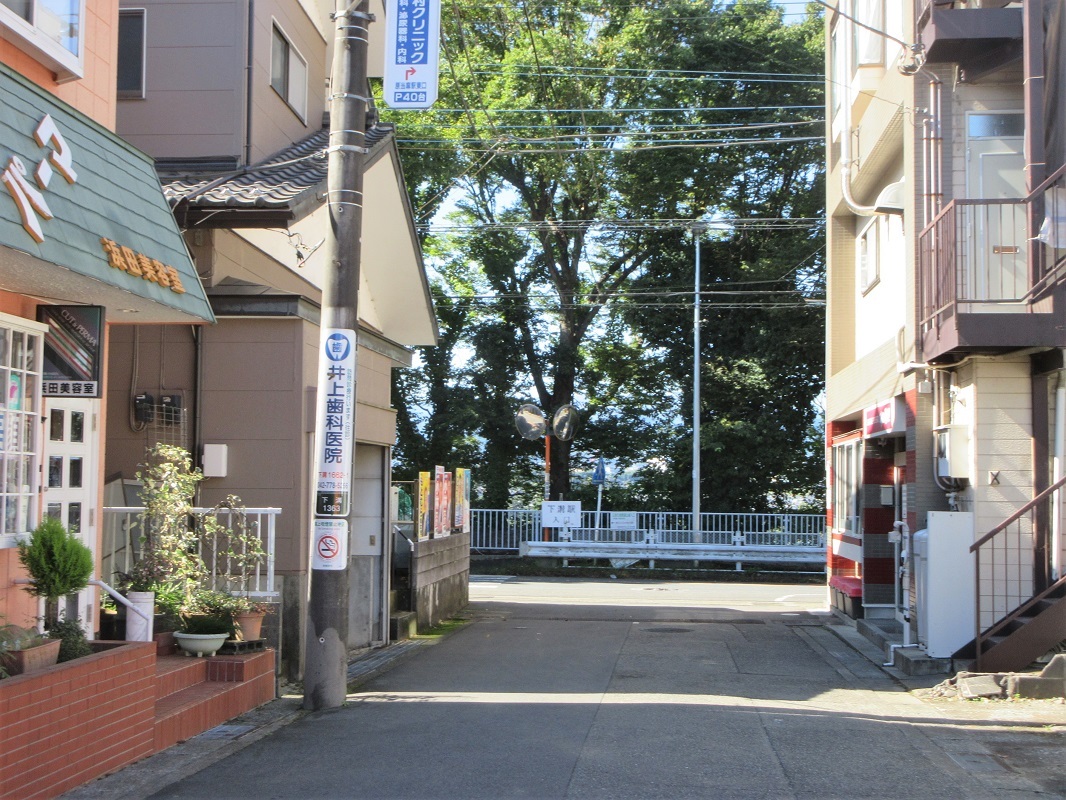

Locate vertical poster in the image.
[439,470,452,538]
[433,465,446,537]
[417,471,432,541]
[453,467,471,533]
[383,0,441,109]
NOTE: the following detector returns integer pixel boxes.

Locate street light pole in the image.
[693,228,702,542]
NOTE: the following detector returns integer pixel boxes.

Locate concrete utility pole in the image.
[303,0,372,711]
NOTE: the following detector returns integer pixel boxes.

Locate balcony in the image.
[915,1,1022,72]
[918,165,1066,363]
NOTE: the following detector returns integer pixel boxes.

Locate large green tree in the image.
[387,0,825,510]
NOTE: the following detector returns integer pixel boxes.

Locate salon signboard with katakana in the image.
[314,329,356,518]
[383,0,441,109]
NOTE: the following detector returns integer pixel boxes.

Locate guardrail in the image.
[101,506,280,598]
[472,508,826,569]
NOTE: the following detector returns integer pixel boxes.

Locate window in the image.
[117,9,146,100]
[858,217,880,293]
[0,0,84,79]
[271,23,307,121]
[831,438,862,535]
[852,0,884,69]
[0,314,43,546]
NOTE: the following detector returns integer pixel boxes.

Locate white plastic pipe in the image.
[1052,357,1066,580]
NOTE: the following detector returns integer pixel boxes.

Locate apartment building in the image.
[825,0,1066,671]
[0,2,214,632]
[108,0,437,677]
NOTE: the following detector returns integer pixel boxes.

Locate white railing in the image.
[471,509,826,553]
[101,506,280,598]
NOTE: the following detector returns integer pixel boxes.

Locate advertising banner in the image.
[453,467,471,533]
[417,471,432,541]
[383,0,441,109]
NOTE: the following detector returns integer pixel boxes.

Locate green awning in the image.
[0,63,213,323]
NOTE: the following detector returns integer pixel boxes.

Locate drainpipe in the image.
[245,0,255,167]
[1053,352,1066,581]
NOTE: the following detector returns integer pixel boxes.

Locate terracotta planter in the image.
[234,611,265,642]
[173,632,228,657]
[2,638,61,675]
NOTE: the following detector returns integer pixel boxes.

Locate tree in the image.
[387,0,825,509]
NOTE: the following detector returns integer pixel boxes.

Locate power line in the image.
[402,134,823,154]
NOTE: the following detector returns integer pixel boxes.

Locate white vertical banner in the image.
[314,329,356,518]
[383,0,441,109]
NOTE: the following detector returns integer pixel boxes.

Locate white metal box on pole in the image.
[915,511,975,657]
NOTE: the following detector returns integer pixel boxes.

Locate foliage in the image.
[0,623,50,651]
[119,444,207,601]
[386,0,827,511]
[199,495,268,614]
[180,589,236,636]
[46,618,93,663]
[17,517,94,627]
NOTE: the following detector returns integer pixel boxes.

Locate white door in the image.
[965,112,1026,303]
[43,398,98,630]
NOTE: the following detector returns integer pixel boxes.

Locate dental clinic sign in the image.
[314,329,356,518]
[2,114,77,244]
[383,0,440,109]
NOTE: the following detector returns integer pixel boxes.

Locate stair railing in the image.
[970,474,1064,669]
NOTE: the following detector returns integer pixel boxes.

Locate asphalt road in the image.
[127,577,1063,800]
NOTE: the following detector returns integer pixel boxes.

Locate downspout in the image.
[1053,352,1066,581]
[245,0,255,167]
[839,10,877,217]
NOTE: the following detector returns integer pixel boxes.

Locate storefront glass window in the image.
[0,317,42,541]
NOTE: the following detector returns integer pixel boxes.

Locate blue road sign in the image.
[592,456,606,486]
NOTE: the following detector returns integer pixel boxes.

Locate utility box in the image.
[202,444,228,478]
[914,511,975,657]
[934,424,970,481]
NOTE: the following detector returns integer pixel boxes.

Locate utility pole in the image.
[303,0,372,711]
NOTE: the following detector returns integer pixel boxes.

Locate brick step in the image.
[153,650,276,751]
[155,655,209,700]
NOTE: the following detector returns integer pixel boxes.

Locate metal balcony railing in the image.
[918,164,1066,340]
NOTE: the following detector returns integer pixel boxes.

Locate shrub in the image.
[46,618,93,663]
[17,518,94,627]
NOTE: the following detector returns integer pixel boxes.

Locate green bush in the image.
[46,618,93,663]
[17,518,94,626]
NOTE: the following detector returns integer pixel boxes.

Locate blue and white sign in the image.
[314,328,356,517]
[591,456,606,486]
[383,0,441,109]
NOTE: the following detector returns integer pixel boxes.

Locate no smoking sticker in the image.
[313,519,348,570]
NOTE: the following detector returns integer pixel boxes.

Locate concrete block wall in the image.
[412,533,470,631]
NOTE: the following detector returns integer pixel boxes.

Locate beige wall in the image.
[117,0,327,163]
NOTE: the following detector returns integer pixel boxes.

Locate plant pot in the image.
[173,631,228,657]
[233,611,265,642]
[125,591,155,642]
[1,638,61,675]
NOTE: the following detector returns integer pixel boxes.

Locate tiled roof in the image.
[160,124,394,212]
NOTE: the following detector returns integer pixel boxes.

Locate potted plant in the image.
[0,623,61,676]
[16,517,94,629]
[201,495,268,641]
[173,589,233,657]
[117,444,211,641]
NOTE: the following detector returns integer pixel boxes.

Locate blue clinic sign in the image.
[383,0,441,109]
